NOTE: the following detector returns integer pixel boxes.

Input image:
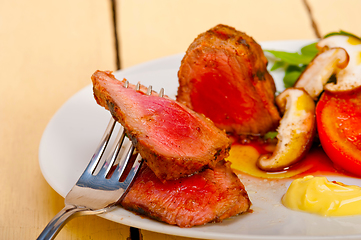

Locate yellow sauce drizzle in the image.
[282,175,361,216]
[227,144,311,179]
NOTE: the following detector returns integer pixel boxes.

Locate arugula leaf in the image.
[264,131,278,140]
[284,71,302,88]
[265,42,318,88]
[270,61,286,71]
[284,65,307,88]
[301,42,318,57]
[264,50,314,65]
[324,30,361,41]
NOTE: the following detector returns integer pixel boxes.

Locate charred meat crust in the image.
[177,24,280,135]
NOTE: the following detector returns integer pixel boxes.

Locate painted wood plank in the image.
[0,0,129,239]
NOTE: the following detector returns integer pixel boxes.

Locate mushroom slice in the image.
[257,88,316,171]
[294,47,349,100]
[317,35,361,92]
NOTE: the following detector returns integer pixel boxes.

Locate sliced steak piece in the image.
[177,24,280,136]
[92,70,230,181]
[121,160,251,228]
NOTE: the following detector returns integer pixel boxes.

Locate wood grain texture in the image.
[307,0,361,37]
[0,0,129,239]
[118,0,315,68]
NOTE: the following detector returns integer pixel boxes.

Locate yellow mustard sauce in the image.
[282,175,361,216]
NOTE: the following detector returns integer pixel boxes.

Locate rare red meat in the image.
[177,24,280,136]
[92,70,230,181]
[121,160,251,227]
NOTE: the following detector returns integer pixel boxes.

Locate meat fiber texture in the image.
[121,160,251,228]
[92,70,231,181]
[177,24,280,136]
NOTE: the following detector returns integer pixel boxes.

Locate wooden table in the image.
[1,0,360,239]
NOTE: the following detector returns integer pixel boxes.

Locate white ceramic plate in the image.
[39,40,361,240]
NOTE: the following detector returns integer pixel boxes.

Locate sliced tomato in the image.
[316,90,361,176]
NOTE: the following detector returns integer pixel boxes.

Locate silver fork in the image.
[38,82,162,240]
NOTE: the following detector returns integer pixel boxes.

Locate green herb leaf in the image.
[283,65,306,88]
[324,30,361,41]
[287,64,306,72]
[284,71,301,88]
[265,42,317,88]
[301,42,318,57]
[264,50,314,65]
[270,61,286,71]
[264,131,278,140]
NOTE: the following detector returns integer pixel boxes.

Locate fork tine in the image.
[110,144,136,181]
[146,85,152,95]
[117,154,143,202]
[159,88,164,97]
[97,126,127,178]
[85,117,116,174]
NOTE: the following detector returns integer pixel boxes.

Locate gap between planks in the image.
[111,0,121,70]
[302,0,321,38]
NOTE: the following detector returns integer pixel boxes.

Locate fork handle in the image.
[37,205,92,240]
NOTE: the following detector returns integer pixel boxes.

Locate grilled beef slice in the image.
[92,70,230,181]
[177,24,280,136]
[121,160,251,227]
